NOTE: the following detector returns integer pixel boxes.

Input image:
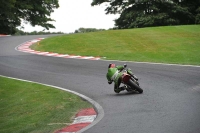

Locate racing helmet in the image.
[108,63,115,68]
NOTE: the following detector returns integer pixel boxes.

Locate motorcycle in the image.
[120,67,143,94]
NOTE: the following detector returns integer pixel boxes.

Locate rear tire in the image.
[127,79,143,93]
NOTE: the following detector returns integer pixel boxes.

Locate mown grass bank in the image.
[0,76,92,133]
[32,25,200,65]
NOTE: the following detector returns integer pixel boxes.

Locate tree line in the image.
[14,29,64,35]
[1,0,199,35]
[92,0,200,29]
[74,28,106,33]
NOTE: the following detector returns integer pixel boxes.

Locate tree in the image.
[91,0,200,29]
[196,7,200,24]
[176,0,200,24]
[0,0,59,34]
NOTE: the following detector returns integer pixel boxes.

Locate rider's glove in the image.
[108,81,112,84]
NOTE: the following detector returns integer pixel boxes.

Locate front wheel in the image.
[127,79,143,93]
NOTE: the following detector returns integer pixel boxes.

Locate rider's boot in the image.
[114,87,125,93]
[114,88,121,93]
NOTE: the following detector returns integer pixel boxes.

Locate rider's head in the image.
[108,63,115,68]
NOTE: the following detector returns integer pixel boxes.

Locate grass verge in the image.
[31,25,200,65]
[0,76,92,133]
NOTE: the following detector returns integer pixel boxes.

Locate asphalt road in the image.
[1,35,200,133]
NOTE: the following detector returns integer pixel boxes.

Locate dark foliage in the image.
[0,0,59,34]
[92,0,200,29]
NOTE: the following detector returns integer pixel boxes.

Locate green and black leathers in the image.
[106,65,124,93]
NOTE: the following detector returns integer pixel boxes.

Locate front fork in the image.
[127,68,139,82]
[121,68,140,92]
[131,77,140,86]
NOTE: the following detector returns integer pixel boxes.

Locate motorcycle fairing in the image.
[122,73,131,84]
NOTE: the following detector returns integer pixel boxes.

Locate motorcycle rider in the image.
[106,63,138,93]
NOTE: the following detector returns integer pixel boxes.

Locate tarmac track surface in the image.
[0,35,200,133]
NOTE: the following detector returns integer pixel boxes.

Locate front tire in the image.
[127,79,143,93]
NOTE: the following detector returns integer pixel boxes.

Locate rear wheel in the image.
[127,79,143,93]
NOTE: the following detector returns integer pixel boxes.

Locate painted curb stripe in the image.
[56,123,90,133]
[36,52,50,55]
[72,115,96,124]
[16,38,101,60]
[76,108,96,116]
[0,35,11,36]
[56,108,97,133]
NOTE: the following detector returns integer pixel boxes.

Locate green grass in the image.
[0,76,92,133]
[31,25,200,65]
